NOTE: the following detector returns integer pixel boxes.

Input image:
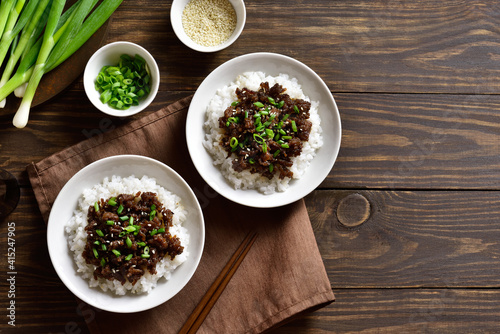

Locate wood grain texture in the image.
[105,1,500,94]
[305,190,500,288]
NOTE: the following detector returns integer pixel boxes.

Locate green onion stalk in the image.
[0,0,16,39]
[0,0,52,108]
[0,0,123,128]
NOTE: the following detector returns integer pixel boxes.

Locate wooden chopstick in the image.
[179,231,258,334]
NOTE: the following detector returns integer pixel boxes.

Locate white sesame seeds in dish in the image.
[182,0,237,47]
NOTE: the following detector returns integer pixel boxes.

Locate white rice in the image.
[65,175,189,295]
[203,71,323,194]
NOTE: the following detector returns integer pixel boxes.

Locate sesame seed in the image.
[182,0,237,47]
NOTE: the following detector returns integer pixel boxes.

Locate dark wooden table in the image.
[2,0,500,332]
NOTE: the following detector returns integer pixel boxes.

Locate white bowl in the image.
[83,42,160,117]
[47,155,205,313]
[171,0,246,52]
[186,52,342,208]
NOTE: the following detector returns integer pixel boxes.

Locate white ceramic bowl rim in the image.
[170,0,246,53]
[186,52,342,208]
[83,41,160,117]
[47,155,205,313]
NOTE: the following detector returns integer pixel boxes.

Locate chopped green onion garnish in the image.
[291,120,298,132]
[106,220,114,225]
[94,240,100,245]
[262,142,268,153]
[117,204,124,214]
[101,244,107,251]
[253,134,264,144]
[108,197,117,206]
[150,229,158,236]
[125,254,133,261]
[282,135,292,140]
[112,249,121,257]
[265,129,274,138]
[93,248,99,258]
[120,215,129,221]
[269,164,274,172]
[268,97,276,105]
[149,210,156,221]
[151,204,156,210]
[282,114,290,122]
[253,102,264,108]
[137,242,146,247]
[158,228,165,233]
[94,202,99,212]
[96,229,104,237]
[281,143,290,148]
[294,105,300,113]
[248,158,255,164]
[231,101,239,106]
[95,53,151,110]
[230,137,239,149]
[126,236,132,248]
[100,258,106,267]
[124,226,136,232]
[273,149,281,158]
[278,100,285,108]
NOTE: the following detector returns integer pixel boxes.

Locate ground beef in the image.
[81,191,184,286]
[218,82,312,179]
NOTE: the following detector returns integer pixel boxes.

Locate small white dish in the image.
[83,42,160,117]
[171,0,246,52]
[186,52,342,208]
[47,155,205,313]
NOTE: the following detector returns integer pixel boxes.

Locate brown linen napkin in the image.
[27,96,334,334]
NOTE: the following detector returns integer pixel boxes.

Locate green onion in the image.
[262,142,267,153]
[248,158,255,164]
[126,236,132,248]
[112,249,121,257]
[273,149,281,158]
[282,135,292,140]
[108,197,117,206]
[124,226,136,233]
[151,204,156,210]
[259,109,269,116]
[101,244,107,251]
[141,246,150,258]
[93,240,100,245]
[291,120,298,132]
[231,101,239,106]
[120,215,129,221]
[281,143,290,149]
[230,137,238,149]
[253,134,264,144]
[158,228,165,233]
[265,128,274,138]
[129,216,134,225]
[100,258,106,267]
[282,114,290,122]
[149,210,156,221]
[117,204,124,214]
[268,97,276,105]
[95,53,150,110]
[253,101,264,108]
[106,220,114,226]
[96,229,104,237]
[94,201,99,212]
[6,0,124,128]
[92,248,98,258]
[137,242,146,247]
[269,164,274,172]
[150,229,158,236]
[125,254,133,261]
[294,105,300,113]
[244,110,248,118]
[278,100,285,108]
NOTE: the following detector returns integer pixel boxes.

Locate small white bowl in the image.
[171,0,246,52]
[83,42,160,117]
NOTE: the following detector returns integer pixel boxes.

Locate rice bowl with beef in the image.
[203,71,323,194]
[65,175,189,295]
